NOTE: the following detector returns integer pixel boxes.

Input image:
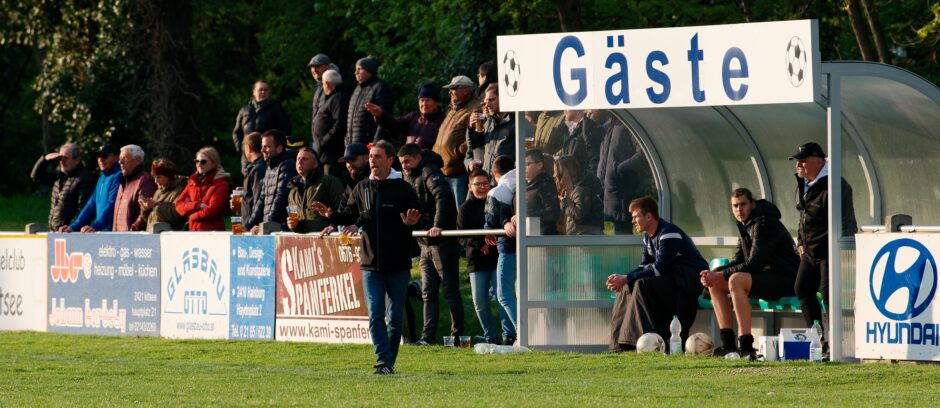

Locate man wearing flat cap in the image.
[432,75,476,207]
[790,141,857,354]
[346,56,393,147]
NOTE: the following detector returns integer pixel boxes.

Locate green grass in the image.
[0,195,49,231]
[2,331,940,406]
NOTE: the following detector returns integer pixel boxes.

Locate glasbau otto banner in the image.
[47,233,161,336]
[229,235,275,340]
[856,234,940,361]
[496,20,818,111]
[275,235,369,343]
[160,233,231,339]
[0,235,47,331]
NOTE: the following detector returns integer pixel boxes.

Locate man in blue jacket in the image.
[59,144,121,233]
[607,196,707,352]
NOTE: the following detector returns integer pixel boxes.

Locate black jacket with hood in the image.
[718,199,800,279]
[403,150,456,246]
[795,173,857,261]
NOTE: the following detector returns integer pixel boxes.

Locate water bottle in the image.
[669,315,682,355]
[809,320,823,363]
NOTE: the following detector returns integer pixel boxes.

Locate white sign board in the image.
[497,20,818,111]
[160,234,231,339]
[0,235,47,331]
[856,234,940,361]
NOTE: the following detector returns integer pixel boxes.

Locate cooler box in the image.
[778,328,813,361]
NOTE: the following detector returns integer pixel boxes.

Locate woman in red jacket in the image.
[175,146,231,231]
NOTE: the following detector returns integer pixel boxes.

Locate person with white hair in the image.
[112,144,157,232]
[312,68,349,179]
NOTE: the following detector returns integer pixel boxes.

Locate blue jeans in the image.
[496,252,518,339]
[446,174,468,210]
[362,269,410,368]
[470,269,511,343]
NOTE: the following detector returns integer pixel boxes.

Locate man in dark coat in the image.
[312,69,349,180]
[346,56,393,146]
[396,144,462,345]
[247,130,297,233]
[524,149,560,235]
[597,123,652,234]
[700,188,799,357]
[790,142,857,349]
[233,80,292,175]
[31,143,95,231]
[307,53,333,137]
[560,110,603,177]
[467,84,514,177]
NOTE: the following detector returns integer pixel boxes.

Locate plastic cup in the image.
[443,336,455,347]
[459,336,471,348]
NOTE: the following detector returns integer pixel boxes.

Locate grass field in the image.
[2,331,940,406]
[0,195,48,231]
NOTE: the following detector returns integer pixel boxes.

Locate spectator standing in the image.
[524,149,560,235]
[346,56,393,147]
[137,159,187,231]
[366,83,443,150]
[233,80,292,174]
[31,143,95,231]
[311,140,421,375]
[554,156,603,235]
[61,144,121,233]
[113,145,157,232]
[473,61,497,109]
[312,70,348,180]
[533,111,566,156]
[234,132,266,224]
[560,110,603,177]
[307,53,333,140]
[433,75,475,207]
[396,144,462,345]
[483,156,518,345]
[597,123,651,235]
[246,131,297,233]
[287,148,344,234]
[467,84,515,177]
[175,147,231,231]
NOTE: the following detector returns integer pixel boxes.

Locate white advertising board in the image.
[160,233,231,339]
[856,234,940,361]
[496,20,818,111]
[0,235,47,331]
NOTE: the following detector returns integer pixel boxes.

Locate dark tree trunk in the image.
[555,0,581,32]
[845,0,876,61]
[740,0,753,22]
[860,0,891,63]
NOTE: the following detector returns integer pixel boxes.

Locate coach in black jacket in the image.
[790,142,856,347]
[701,189,799,357]
[313,140,420,375]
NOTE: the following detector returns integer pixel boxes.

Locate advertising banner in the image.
[496,20,819,111]
[47,233,161,336]
[160,233,231,339]
[856,234,940,361]
[0,235,47,331]
[275,235,369,343]
[229,235,275,340]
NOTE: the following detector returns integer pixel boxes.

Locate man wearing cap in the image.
[307,53,334,132]
[59,144,122,233]
[233,79,292,175]
[432,75,475,206]
[346,56,393,147]
[316,142,370,238]
[313,70,349,179]
[365,83,444,150]
[31,142,95,231]
[790,141,857,351]
[113,144,158,232]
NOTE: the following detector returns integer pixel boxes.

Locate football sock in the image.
[720,328,736,350]
[738,334,755,352]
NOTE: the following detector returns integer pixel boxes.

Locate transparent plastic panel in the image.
[527,245,644,301]
[841,245,856,359]
[527,307,613,346]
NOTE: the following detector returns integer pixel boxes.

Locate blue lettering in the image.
[645,51,670,104]
[552,36,587,106]
[911,322,922,345]
[687,33,705,102]
[722,47,749,101]
[604,52,629,105]
[926,323,938,345]
[866,321,879,343]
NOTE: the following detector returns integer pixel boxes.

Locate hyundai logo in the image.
[869,239,937,320]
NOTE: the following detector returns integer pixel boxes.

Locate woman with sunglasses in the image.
[175,147,231,231]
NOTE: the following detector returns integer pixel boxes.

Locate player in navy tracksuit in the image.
[607,196,706,352]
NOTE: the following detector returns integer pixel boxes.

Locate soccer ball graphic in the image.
[685,332,714,355]
[636,332,665,353]
[502,50,521,97]
[786,36,808,87]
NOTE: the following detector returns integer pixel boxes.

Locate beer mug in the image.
[287,205,300,224]
[231,189,244,213]
[231,216,245,235]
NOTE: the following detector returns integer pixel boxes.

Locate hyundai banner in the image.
[496,20,819,111]
[856,234,940,361]
[0,235,47,331]
[275,235,369,343]
[47,233,161,336]
[160,233,231,339]
[229,235,275,340]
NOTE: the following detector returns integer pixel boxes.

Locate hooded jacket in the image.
[31,156,95,231]
[330,169,421,272]
[525,171,560,235]
[242,156,267,222]
[176,168,231,231]
[597,124,651,222]
[432,98,473,177]
[346,76,393,146]
[113,165,158,232]
[287,168,345,234]
[232,98,292,152]
[247,150,297,230]
[717,199,800,279]
[795,165,857,260]
[560,116,603,176]
[561,174,604,235]
[467,113,515,177]
[485,169,517,254]
[457,193,498,273]
[402,150,456,246]
[69,164,121,232]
